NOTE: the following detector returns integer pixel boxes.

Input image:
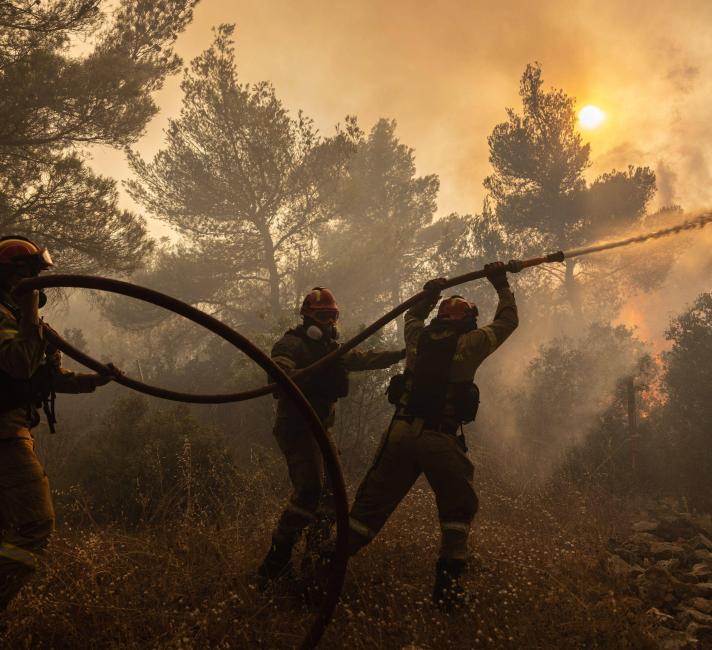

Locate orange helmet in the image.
[0,236,53,271]
[300,287,339,325]
[437,295,478,321]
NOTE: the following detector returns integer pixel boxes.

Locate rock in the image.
[649,541,686,560]
[690,563,712,580]
[656,626,698,650]
[638,567,694,606]
[689,533,712,551]
[693,583,712,597]
[677,571,702,585]
[622,595,644,611]
[656,518,701,542]
[648,606,675,622]
[606,554,636,578]
[632,532,661,545]
[686,597,712,615]
[677,607,712,626]
[633,520,659,533]
[692,514,712,537]
[657,558,682,573]
[693,548,712,564]
[686,621,712,641]
[612,544,644,565]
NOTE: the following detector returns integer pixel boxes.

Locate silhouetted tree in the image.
[128,25,357,322]
[513,322,651,469]
[319,118,439,332]
[656,293,712,508]
[483,63,656,315]
[0,0,198,272]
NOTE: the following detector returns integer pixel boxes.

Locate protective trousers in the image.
[0,437,55,611]
[271,417,334,550]
[349,418,478,560]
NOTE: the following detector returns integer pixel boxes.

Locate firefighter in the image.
[0,236,117,614]
[346,262,518,610]
[258,287,405,582]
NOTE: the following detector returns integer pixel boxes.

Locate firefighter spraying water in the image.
[5,211,712,649]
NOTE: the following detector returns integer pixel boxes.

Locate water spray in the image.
[562,212,712,259]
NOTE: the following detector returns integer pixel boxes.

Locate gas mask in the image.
[305,322,339,341]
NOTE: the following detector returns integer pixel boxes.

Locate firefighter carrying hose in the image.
[345,261,518,610]
[258,287,405,582]
[0,236,118,615]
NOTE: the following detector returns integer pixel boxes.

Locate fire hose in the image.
[24,214,711,406]
[13,275,347,650]
[13,211,711,648]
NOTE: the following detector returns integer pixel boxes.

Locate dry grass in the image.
[4,451,658,649]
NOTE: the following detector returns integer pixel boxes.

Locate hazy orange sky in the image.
[89,0,712,235]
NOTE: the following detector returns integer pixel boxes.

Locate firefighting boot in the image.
[432,558,469,612]
[257,539,295,585]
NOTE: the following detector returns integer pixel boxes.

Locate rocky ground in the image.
[606,501,712,649]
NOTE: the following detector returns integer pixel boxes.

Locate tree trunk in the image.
[259,226,281,321]
[564,259,582,320]
[392,285,404,341]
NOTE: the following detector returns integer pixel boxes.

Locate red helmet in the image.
[437,295,478,321]
[300,287,339,325]
[0,236,53,271]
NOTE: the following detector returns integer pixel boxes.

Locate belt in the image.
[393,414,460,436]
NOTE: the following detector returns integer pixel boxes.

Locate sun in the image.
[578,105,606,130]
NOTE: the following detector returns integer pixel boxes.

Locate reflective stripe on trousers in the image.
[440,521,470,534]
[286,503,317,522]
[0,542,38,569]
[349,517,376,540]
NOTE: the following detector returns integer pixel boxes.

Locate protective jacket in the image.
[0,291,99,439]
[398,286,519,428]
[271,325,404,425]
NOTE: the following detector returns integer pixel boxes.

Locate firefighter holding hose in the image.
[345,261,518,610]
[258,287,405,583]
[0,236,117,615]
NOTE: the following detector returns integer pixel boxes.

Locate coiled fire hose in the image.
[14,275,347,650]
[13,211,711,648]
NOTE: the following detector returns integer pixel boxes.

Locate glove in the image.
[93,362,124,387]
[423,277,448,294]
[45,347,62,370]
[484,261,510,290]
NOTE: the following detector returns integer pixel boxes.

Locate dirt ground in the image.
[3,455,658,649]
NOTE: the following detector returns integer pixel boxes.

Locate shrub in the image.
[62,395,246,526]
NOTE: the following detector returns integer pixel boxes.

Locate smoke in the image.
[81,0,712,229]
[613,218,712,353]
[55,0,712,484]
[655,160,677,208]
[470,211,712,471]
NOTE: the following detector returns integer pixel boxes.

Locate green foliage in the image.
[64,395,244,526]
[0,0,198,272]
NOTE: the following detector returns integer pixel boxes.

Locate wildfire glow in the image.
[578,105,606,129]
